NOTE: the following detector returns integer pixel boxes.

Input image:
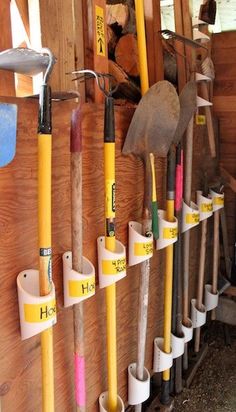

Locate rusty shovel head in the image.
[122,80,180,160]
[173,80,197,144]
[0,48,55,76]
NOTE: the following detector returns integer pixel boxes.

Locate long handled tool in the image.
[123,81,180,411]
[0,47,56,411]
[170,81,197,394]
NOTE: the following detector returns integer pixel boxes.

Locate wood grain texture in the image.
[0,0,15,96]
[0,96,216,411]
[212,31,236,255]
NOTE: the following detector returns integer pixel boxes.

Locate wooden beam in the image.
[29,0,76,92]
[83,0,108,102]
[181,0,194,78]
[174,0,187,91]
[144,0,164,86]
[72,0,86,102]
[0,0,15,96]
[15,0,30,37]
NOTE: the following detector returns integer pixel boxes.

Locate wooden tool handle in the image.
[71,107,82,153]
[200,81,216,158]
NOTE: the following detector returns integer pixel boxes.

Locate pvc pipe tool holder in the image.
[182,201,200,233]
[196,72,211,82]
[197,190,213,221]
[205,284,219,311]
[128,221,153,266]
[192,17,208,27]
[197,96,212,108]
[182,318,193,343]
[153,337,173,373]
[97,236,126,288]
[128,363,150,405]
[17,269,57,340]
[171,333,185,359]
[209,189,224,212]
[191,299,207,328]
[62,251,95,308]
[156,210,178,250]
[193,28,210,43]
[99,392,124,412]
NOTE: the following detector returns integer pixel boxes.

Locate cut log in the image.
[107,25,118,55]
[109,60,141,102]
[106,4,129,28]
[115,33,139,77]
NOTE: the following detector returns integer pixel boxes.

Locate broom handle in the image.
[71,107,86,412]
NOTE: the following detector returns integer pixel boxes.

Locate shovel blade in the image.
[122,80,180,159]
[0,103,17,167]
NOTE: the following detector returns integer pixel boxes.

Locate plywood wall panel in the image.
[0,96,216,411]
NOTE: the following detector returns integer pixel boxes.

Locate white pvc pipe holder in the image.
[128,363,150,405]
[192,16,208,27]
[153,337,173,373]
[128,221,153,266]
[99,392,124,412]
[97,236,126,288]
[182,318,193,343]
[62,251,95,307]
[191,299,207,328]
[182,201,200,233]
[156,209,178,250]
[193,28,210,43]
[171,333,185,359]
[209,189,224,212]
[197,96,212,108]
[205,284,219,311]
[197,190,213,221]
[17,269,57,340]
[196,72,211,82]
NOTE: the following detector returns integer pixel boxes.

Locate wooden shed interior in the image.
[0,1,236,412]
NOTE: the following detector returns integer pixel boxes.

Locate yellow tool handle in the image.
[163,198,175,382]
[134,0,149,95]
[104,142,117,412]
[38,133,54,411]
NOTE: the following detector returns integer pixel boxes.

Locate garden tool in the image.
[0,47,56,411]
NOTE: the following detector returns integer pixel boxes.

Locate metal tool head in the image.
[0,103,17,167]
[0,47,55,81]
[122,80,180,160]
[173,80,197,144]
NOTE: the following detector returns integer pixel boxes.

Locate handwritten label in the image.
[163,227,178,239]
[105,179,115,217]
[95,6,105,56]
[213,196,224,206]
[134,241,153,256]
[102,257,126,275]
[186,213,200,224]
[24,299,56,323]
[201,203,213,213]
[196,115,206,125]
[69,276,95,298]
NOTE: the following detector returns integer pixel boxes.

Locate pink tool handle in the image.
[75,354,86,406]
[175,149,183,212]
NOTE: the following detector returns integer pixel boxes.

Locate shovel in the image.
[123,80,180,412]
[0,47,56,411]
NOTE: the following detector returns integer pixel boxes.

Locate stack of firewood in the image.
[106,1,141,102]
[106,1,177,103]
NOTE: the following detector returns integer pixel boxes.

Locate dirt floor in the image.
[174,322,236,412]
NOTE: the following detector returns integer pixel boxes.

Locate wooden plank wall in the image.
[212,31,236,254]
[0,96,215,411]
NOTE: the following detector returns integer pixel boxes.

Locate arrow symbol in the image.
[98,37,104,54]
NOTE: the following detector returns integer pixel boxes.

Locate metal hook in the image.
[41,48,56,84]
[67,69,118,97]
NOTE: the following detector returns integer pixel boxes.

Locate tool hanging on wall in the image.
[0,47,56,411]
[170,81,197,395]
